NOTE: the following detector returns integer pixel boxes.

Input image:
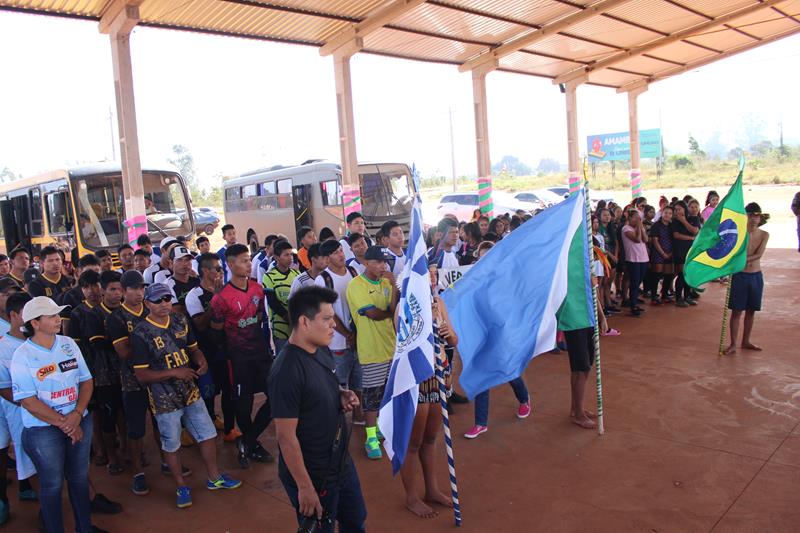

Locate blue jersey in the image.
[217,245,229,283]
[0,335,37,480]
[10,335,92,428]
[0,317,10,338]
[0,334,24,389]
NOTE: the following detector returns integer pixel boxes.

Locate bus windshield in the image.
[358,163,414,220]
[74,172,193,250]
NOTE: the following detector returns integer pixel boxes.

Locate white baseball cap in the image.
[170,246,192,261]
[159,237,178,250]
[22,296,68,323]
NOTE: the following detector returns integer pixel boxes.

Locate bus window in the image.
[46,190,72,234]
[75,177,123,248]
[29,188,43,236]
[142,173,192,238]
[260,182,276,195]
[320,179,342,206]
[277,179,292,209]
[243,184,258,198]
[277,179,292,194]
[224,186,243,213]
[359,164,413,219]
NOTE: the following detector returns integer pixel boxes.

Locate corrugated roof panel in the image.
[671,0,760,19]
[363,26,486,63]
[437,0,578,28]
[392,2,525,44]
[267,0,386,19]
[729,10,799,39]
[649,39,717,64]
[606,0,707,34]
[606,54,680,75]
[499,50,583,77]
[3,0,104,16]
[587,67,643,87]
[566,13,662,49]
[685,24,758,50]
[526,33,617,64]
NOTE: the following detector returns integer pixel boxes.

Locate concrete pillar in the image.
[102,4,147,246]
[472,63,496,216]
[627,85,647,199]
[564,80,582,195]
[332,51,363,219]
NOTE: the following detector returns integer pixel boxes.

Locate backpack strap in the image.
[346,266,358,279]
[320,270,334,290]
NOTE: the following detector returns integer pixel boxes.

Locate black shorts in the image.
[728,271,763,311]
[94,384,123,433]
[564,328,595,373]
[122,389,154,440]
[228,358,271,400]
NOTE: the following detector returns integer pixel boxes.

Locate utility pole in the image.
[449,106,457,191]
[108,106,116,161]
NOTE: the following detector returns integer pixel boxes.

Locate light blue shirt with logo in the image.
[10,335,92,428]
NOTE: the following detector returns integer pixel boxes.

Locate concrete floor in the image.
[4,249,799,532]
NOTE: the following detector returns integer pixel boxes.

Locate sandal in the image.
[602,328,621,337]
[107,463,125,476]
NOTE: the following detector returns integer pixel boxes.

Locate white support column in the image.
[627,84,648,199]
[564,80,583,195]
[472,62,496,215]
[333,50,361,218]
[102,2,146,245]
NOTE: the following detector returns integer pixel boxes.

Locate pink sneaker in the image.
[517,402,532,419]
[463,425,488,439]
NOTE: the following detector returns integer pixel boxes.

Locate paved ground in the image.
[4,249,799,532]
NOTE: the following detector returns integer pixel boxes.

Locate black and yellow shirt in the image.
[28,273,73,300]
[107,303,149,393]
[130,313,201,415]
[81,302,120,387]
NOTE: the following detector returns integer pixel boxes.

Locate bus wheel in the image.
[248,232,259,255]
[203,224,215,235]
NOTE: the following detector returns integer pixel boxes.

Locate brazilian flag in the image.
[684,163,748,288]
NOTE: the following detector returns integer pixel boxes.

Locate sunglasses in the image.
[148,295,173,303]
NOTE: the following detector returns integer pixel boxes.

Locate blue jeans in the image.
[154,400,217,453]
[22,415,93,533]
[281,464,367,533]
[332,349,362,391]
[474,377,529,427]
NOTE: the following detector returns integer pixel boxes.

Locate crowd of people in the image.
[0,191,770,532]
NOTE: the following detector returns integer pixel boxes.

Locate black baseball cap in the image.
[0,278,22,293]
[120,270,147,289]
[144,283,173,302]
[364,246,390,261]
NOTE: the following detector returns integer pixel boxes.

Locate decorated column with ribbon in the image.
[477,176,493,218]
[630,168,643,199]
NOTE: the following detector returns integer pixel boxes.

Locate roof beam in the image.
[99,0,143,35]
[320,0,426,56]
[617,24,800,93]
[554,0,786,84]
[458,0,635,73]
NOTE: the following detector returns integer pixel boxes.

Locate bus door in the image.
[292,184,313,237]
[0,191,31,253]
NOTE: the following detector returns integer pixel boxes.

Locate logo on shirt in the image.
[58,358,78,373]
[251,295,260,307]
[237,316,258,328]
[37,363,56,381]
[51,386,76,401]
[61,343,74,356]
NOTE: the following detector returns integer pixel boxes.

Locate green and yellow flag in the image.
[684,162,748,288]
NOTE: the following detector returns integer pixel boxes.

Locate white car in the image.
[436,192,531,222]
[514,189,563,211]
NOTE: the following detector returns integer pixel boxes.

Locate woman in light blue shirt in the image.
[10,296,95,533]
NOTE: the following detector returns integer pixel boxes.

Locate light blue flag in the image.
[441,189,595,399]
[378,198,435,475]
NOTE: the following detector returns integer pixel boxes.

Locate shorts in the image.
[228,358,271,400]
[154,400,216,453]
[332,349,362,391]
[564,327,595,373]
[122,389,153,440]
[362,385,387,412]
[728,271,763,311]
[0,403,36,480]
[94,384,123,434]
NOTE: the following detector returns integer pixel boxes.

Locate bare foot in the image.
[424,490,453,508]
[570,410,596,419]
[406,498,438,518]
[572,417,596,429]
[742,342,762,351]
[723,344,737,355]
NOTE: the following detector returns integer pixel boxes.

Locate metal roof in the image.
[2,0,799,89]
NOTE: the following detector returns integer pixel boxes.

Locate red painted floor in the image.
[3,249,799,532]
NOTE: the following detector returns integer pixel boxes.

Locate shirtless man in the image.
[725,202,769,355]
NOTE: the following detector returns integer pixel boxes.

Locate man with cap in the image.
[0,278,22,337]
[160,246,200,314]
[144,237,178,285]
[725,202,770,356]
[132,283,241,508]
[346,246,398,459]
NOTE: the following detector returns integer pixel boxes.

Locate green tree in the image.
[492,155,531,176]
[0,167,19,183]
[536,158,561,174]
[168,144,201,199]
[688,134,705,158]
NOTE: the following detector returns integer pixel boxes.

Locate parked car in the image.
[514,189,563,210]
[436,192,531,222]
[177,207,220,236]
[547,186,570,199]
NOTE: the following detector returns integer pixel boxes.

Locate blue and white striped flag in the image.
[378,199,435,474]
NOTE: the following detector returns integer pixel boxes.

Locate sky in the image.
[1,10,799,190]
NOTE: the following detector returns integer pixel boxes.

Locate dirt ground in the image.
[3,249,799,532]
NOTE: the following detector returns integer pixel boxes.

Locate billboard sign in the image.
[587,128,662,162]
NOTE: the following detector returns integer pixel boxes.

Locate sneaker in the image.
[91,493,123,514]
[450,392,469,404]
[176,486,192,509]
[686,298,698,306]
[650,298,661,306]
[364,438,382,459]
[376,427,384,441]
[517,402,531,419]
[0,499,8,525]
[180,429,195,447]
[631,309,642,317]
[236,437,249,469]
[132,473,149,496]
[18,488,38,501]
[464,425,488,439]
[675,299,689,308]
[223,428,242,443]
[213,416,224,431]
[160,463,193,477]
[249,442,274,463]
[207,473,242,491]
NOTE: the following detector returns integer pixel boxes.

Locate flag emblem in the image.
[693,208,747,268]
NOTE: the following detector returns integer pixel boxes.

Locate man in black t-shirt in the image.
[132,283,240,509]
[164,246,200,315]
[27,245,73,299]
[269,286,365,532]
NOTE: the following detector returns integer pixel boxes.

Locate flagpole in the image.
[434,321,462,526]
[582,170,605,435]
[718,282,733,356]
